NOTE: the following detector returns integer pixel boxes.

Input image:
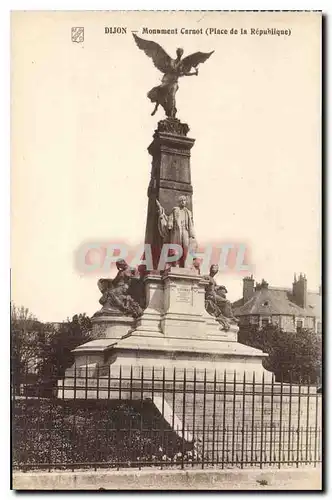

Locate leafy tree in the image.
[11,305,92,395]
[238,323,322,384]
[38,314,92,390]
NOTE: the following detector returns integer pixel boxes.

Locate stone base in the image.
[62,336,270,399]
[91,314,134,340]
[105,339,268,378]
[65,268,269,382]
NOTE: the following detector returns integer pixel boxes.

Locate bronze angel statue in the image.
[133,34,214,118]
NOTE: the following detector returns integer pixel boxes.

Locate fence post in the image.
[172,367,176,431]
[296,376,302,467]
[222,369,226,469]
[107,364,111,400]
[231,370,236,465]
[269,373,274,465]
[48,366,53,472]
[305,377,310,464]
[241,371,246,468]
[251,371,255,465]
[85,356,88,400]
[139,366,144,471]
[161,367,165,470]
[314,377,319,467]
[260,372,265,469]
[278,372,284,468]
[129,365,133,401]
[201,369,207,469]
[181,368,186,470]
[212,369,217,466]
[119,365,122,401]
[192,367,196,467]
[287,371,293,465]
[72,364,77,471]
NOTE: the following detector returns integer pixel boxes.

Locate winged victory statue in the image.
[133,34,214,119]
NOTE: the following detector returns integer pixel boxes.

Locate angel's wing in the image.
[181,51,214,73]
[133,34,173,73]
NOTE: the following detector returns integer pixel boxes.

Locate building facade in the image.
[233,274,321,334]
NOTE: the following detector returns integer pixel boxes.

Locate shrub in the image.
[12,399,196,469]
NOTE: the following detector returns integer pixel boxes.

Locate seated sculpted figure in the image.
[204,264,239,330]
[96,259,143,318]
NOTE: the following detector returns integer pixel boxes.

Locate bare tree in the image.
[11,303,44,393]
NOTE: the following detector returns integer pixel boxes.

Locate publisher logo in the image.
[71,27,84,43]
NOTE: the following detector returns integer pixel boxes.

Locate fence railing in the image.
[12,366,322,471]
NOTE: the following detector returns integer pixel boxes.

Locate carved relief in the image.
[157,118,190,136]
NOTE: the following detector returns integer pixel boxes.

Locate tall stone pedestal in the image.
[144,118,195,268]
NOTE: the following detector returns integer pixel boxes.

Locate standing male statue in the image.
[156,195,197,268]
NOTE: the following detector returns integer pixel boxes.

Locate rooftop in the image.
[233,286,321,318]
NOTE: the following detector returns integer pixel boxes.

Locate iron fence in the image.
[12,366,322,471]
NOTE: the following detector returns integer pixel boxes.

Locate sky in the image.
[11,11,321,322]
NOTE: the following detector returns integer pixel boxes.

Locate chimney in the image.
[292,273,307,309]
[261,279,269,289]
[243,275,255,303]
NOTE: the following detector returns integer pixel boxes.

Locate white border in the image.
[2,0,329,10]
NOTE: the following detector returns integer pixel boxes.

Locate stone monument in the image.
[64,35,269,382]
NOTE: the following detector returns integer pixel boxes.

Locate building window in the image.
[296,319,304,332]
[261,318,270,328]
[317,321,322,334]
[250,316,259,325]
